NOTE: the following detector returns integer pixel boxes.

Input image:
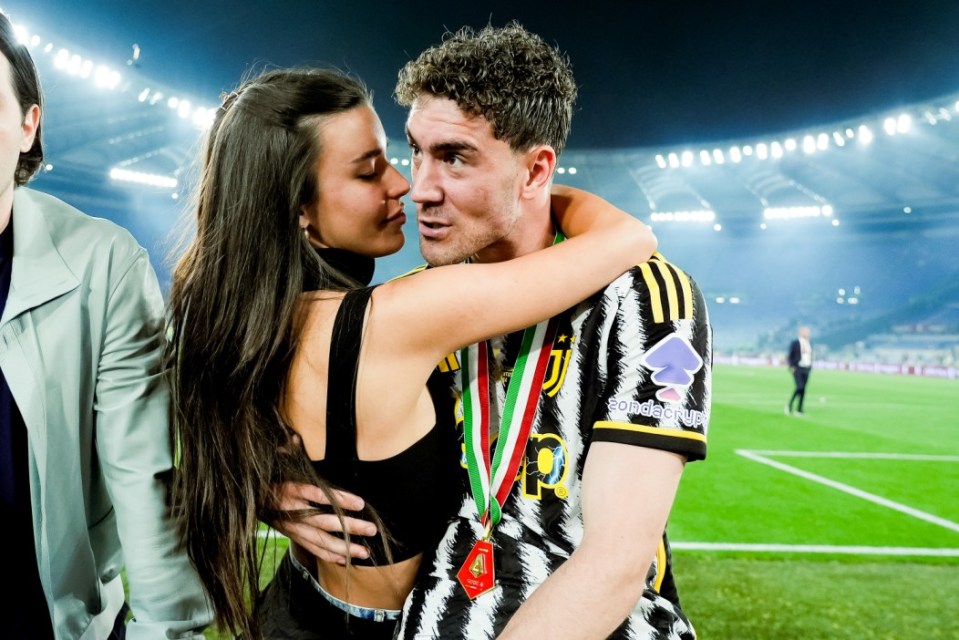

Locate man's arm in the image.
[498,442,685,639]
[269,481,378,565]
[94,249,212,638]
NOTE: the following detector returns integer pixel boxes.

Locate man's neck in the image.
[471,205,554,264]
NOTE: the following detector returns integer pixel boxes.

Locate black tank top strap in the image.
[325,286,375,463]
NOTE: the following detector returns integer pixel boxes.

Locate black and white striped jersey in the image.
[397,254,712,640]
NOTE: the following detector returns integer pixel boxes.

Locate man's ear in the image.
[520,144,556,199]
[20,104,40,153]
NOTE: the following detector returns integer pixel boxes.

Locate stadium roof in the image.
[10,0,959,232]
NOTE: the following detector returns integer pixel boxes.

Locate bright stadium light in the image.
[12,23,29,45]
[712,148,725,164]
[771,141,784,158]
[832,131,845,147]
[650,210,716,223]
[896,113,912,133]
[109,168,177,189]
[756,142,769,160]
[742,145,753,156]
[729,146,742,163]
[668,152,680,168]
[831,219,840,226]
[568,167,577,174]
[655,154,667,169]
[784,138,797,152]
[713,223,722,231]
[858,125,874,144]
[699,149,712,165]
[681,150,694,167]
[817,133,829,150]
[802,135,816,154]
[763,205,833,220]
[557,167,566,174]
[883,116,897,135]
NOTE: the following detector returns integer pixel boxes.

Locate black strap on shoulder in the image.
[325,286,375,463]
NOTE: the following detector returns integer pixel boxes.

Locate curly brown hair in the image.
[394,21,577,156]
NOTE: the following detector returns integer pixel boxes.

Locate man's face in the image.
[406,95,527,266]
[0,54,38,203]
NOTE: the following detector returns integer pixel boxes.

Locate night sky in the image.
[12,0,959,148]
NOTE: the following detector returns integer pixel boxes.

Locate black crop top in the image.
[311,286,465,566]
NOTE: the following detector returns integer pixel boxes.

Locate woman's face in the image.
[299,105,410,258]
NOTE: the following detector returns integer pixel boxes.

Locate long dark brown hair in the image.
[167,67,371,638]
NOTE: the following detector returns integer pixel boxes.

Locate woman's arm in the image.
[375,186,656,363]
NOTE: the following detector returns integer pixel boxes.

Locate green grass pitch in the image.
[200,364,958,638]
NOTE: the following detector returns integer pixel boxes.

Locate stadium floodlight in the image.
[568,167,577,174]
[67,54,83,76]
[729,146,742,163]
[30,35,41,47]
[845,128,855,138]
[109,168,177,189]
[832,131,845,147]
[883,117,897,135]
[763,205,830,220]
[756,143,769,160]
[822,204,834,216]
[699,149,712,165]
[650,210,716,223]
[137,88,150,102]
[712,148,724,164]
[400,158,410,166]
[858,125,874,144]
[802,135,816,154]
[713,223,722,232]
[12,23,29,45]
[715,296,725,304]
[557,167,566,174]
[742,145,753,156]
[167,96,180,109]
[903,206,912,214]
[896,113,912,133]
[177,100,192,119]
[817,133,829,150]
[784,137,797,151]
[668,152,680,168]
[760,222,767,230]
[770,141,783,158]
[655,154,667,169]
[43,43,54,53]
[192,107,215,129]
[681,150,694,167]
[831,219,840,226]
[79,59,93,79]
[729,297,740,304]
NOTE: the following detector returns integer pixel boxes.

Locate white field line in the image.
[671,542,959,557]
[256,530,959,557]
[747,451,959,461]
[736,449,959,534]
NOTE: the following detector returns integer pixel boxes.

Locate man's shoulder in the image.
[18,187,146,264]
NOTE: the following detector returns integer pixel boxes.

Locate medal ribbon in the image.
[461,318,557,530]
[460,232,564,533]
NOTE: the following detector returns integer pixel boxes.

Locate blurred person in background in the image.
[0,9,211,638]
[786,325,814,415]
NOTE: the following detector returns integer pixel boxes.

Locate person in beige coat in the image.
[0,10,211,638]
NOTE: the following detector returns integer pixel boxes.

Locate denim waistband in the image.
[288,549,402,623]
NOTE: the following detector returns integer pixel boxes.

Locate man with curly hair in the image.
[389,23,710,640]
[279,22,711,640]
